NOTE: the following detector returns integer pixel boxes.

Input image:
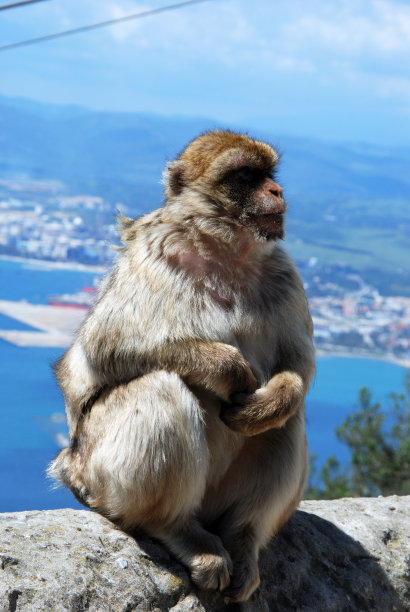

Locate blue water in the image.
[0,259,100,512]
[306,357,406,467]
[0,258,408,512]
[0,258,99,304]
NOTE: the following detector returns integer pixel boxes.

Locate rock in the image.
[0,496,408,611]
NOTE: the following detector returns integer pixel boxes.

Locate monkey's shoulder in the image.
[117,208,165,246]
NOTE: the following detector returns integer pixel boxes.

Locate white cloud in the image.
[281,0,410,58]
[87,0,410,82]
[348,69,410,103]
[372,0,410,52]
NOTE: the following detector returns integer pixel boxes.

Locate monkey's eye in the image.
[235,166,257,182]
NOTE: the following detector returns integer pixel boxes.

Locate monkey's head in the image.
[164,130,286,241]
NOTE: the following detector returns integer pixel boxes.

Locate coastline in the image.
[0,294,408,368]
[0,255,409,369]
[315,348,410,370]
[0,254,107,274]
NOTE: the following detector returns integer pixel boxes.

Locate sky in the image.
[1,0,410,146]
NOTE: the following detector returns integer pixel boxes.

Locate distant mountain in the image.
[1,94,409,295]
[1,94,410,211]
[0,94,219,209]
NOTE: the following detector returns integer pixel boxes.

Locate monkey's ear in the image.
[163,160,186,199]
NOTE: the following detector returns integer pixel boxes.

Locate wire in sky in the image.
[0,0,214,51]
[0,0,50,10]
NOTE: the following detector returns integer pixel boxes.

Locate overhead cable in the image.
[0,0,214,51]
[0,0,50,10]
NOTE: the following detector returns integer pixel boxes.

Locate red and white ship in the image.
[48,285,98,310]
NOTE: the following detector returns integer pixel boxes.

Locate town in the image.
[0,177,117,266]
[1,177,409,366]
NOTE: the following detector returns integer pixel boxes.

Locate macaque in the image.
[49,130,315,602]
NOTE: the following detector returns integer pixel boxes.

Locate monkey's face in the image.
[218,165,287,242]
[164,131,285,242]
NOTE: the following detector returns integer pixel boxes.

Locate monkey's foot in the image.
[220,392,267,436]
[156,521,233,593]
[189,548,233,592]
[223,560,260,602]
[221,373,302,435]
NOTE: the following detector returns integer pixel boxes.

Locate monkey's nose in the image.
[268,183,283,198]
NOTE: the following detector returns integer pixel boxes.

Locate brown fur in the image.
[48,130,315,602]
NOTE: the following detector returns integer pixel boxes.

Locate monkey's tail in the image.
[47,447,90,508]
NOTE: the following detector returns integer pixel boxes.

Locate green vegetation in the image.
[306,374,410,499]
[286,196,410,296]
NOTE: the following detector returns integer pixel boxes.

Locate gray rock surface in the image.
[0,496,409,611]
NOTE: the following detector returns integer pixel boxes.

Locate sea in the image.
[0,258,408,512]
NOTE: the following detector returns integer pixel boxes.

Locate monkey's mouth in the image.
[256,213,285,239]
[258,212,284,221]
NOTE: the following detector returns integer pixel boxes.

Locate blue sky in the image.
[1,0,410,146]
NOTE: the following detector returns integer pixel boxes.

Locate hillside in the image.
[1,94,409,294]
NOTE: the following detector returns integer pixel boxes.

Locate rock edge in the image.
[1,496,409,611]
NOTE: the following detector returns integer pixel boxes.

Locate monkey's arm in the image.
[59,335,257,435]
[88,333,258,401]
[153,340,257,400]
[220,308,315,437]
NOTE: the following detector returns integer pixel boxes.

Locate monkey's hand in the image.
[220,371,304,436]
[199,344,258,402]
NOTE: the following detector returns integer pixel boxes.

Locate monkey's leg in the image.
[217,524,260,602]
[202,412,308,602]
[50,370,232,593]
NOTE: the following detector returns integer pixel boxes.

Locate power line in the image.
[0,0,214,52]
[0,0,50,10]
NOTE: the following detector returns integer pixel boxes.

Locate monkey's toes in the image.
[229,391,251,404]
[223,570,260,602]
[220,415,250,435]
[190,549,233,592]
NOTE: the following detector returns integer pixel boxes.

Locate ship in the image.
[48,285,98,310]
